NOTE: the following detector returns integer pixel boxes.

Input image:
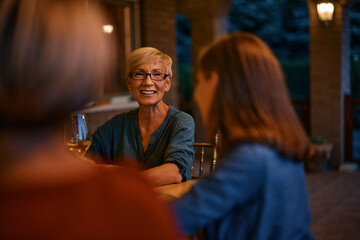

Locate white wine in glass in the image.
[64,113,92,157]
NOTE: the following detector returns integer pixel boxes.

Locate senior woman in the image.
[0,0,181,239]
[87,47,195,186]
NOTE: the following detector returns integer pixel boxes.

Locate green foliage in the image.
[227,0,283,57]
[227,0,309,59]
[310,136,329,145]
[354,106,360,129]
[227,0,310,100]
[281,58,309,99]
[351,59,360,129]
[176,0,360,106]
[350,7,360,58]
[176,14,191,64]
[178,64,193,101]
[351,59,360,97]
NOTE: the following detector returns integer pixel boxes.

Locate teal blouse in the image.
[87,106,195,181]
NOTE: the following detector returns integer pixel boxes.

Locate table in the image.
[155,181,204,239]
[155,180,197,200]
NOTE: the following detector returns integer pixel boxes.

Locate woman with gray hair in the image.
[0,0,182,239]
[87,47,195,187]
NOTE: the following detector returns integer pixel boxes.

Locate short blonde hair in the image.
[125,47,172,79]
[0,0,114,128]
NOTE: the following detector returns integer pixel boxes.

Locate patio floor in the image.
[306,170,360,240]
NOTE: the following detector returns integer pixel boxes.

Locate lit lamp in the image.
[103,24,114,34]
[316,2,334,25]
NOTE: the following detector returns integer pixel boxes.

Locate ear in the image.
[209,72,219,88]
[165,76,172,92]
[126,77,132,91]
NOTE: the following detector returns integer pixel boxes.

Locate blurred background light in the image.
[103,24,114,34]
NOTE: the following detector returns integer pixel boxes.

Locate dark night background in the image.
[176,0,360,102]
[176,0,360,159]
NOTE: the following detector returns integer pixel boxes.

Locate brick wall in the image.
[307,0,351,168]
[178,0,232,65]
[177,0,232,142]
[140,0,178,107]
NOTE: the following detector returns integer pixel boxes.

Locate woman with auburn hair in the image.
[173,32,314,240]
[0,0,181,239]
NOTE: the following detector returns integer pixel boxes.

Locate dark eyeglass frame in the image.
[129,72,170,81]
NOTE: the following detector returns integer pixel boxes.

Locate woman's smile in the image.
[127,62,171,107]
[140,90,156,95]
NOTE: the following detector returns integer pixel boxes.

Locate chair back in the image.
[191,134,219,178]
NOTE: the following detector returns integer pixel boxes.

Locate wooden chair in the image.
[191,134,219,178]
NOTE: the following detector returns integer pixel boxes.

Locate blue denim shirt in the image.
[173,144,314,239]
[87,106,195,181]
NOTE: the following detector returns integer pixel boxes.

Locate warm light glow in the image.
[317,3,334,23]
[103,25,114,34]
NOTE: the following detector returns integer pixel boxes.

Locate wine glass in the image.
[64,113,92,157]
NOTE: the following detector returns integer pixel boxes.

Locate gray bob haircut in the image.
[0,0,114,128]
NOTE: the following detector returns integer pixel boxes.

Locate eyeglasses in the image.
[129,71,169,81]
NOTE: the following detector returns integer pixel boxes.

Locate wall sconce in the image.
[317,2,334,25]
[103,25,114,34]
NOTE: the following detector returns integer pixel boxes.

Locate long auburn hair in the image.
[197,32,309,162]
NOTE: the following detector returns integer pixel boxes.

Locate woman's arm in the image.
[86,116,119,161]
[142,163,182,186]
[172,144,266,235]
[163,112,195,181]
